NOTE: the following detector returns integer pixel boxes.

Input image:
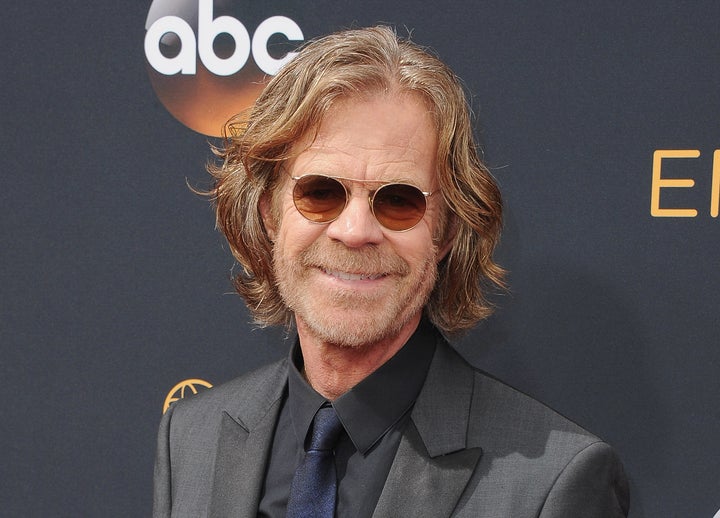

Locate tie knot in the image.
[307,405,344,452]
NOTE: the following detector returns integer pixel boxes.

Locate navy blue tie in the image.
[286,405,344,518]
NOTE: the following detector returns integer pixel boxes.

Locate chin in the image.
[297,302,419,348]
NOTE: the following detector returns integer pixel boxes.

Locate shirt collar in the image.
[287,318,437,455]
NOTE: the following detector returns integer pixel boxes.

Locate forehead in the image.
[286,93,439,184]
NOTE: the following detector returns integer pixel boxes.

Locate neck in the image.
[296,313,421,400]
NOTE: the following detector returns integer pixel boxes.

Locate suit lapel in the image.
[372,339,482,517]
[372,421,482,517]
[208,360,288,517]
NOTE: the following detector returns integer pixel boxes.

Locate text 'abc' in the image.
[145,0,303,77]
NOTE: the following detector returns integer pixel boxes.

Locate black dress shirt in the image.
[257,319,437,518]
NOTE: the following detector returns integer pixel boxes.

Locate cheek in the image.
[388,229,438,266]
[275,209,327,254]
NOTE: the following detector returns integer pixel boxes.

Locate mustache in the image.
[299,242,411,276]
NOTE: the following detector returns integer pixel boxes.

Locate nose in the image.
[324,192,384,247]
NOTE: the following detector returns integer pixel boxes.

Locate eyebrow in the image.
[291,173,433,195]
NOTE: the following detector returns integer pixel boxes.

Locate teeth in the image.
[323,269,384,281]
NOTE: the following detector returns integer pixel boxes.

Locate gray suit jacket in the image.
[153,338,629,517]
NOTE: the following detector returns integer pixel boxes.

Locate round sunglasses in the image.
[291,174,434,232]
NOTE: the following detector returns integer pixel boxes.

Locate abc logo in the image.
[144,0,304,136]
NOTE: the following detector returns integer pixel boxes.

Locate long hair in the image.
[208,25,505,334]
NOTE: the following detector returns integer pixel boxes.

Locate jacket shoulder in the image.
[153,358,289,517]
[167,357,288,431]
[459,354,629,516]
[468,367,598,453]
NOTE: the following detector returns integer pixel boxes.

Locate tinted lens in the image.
[372,183,427,231]
[292,175,347,223]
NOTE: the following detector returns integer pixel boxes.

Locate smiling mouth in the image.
[320,268,387,281]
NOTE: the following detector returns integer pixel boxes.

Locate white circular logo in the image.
[144,0,304,136]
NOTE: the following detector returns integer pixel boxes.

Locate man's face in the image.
[264,93,448,348]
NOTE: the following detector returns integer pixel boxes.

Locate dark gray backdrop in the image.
[2,1,718,516]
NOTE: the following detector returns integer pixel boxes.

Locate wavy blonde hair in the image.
[208,25,504,334]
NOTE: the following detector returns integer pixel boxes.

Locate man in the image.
[153,26,629,517]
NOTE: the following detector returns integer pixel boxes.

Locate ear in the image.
[436,216,458,263]
[259,193,277,241]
